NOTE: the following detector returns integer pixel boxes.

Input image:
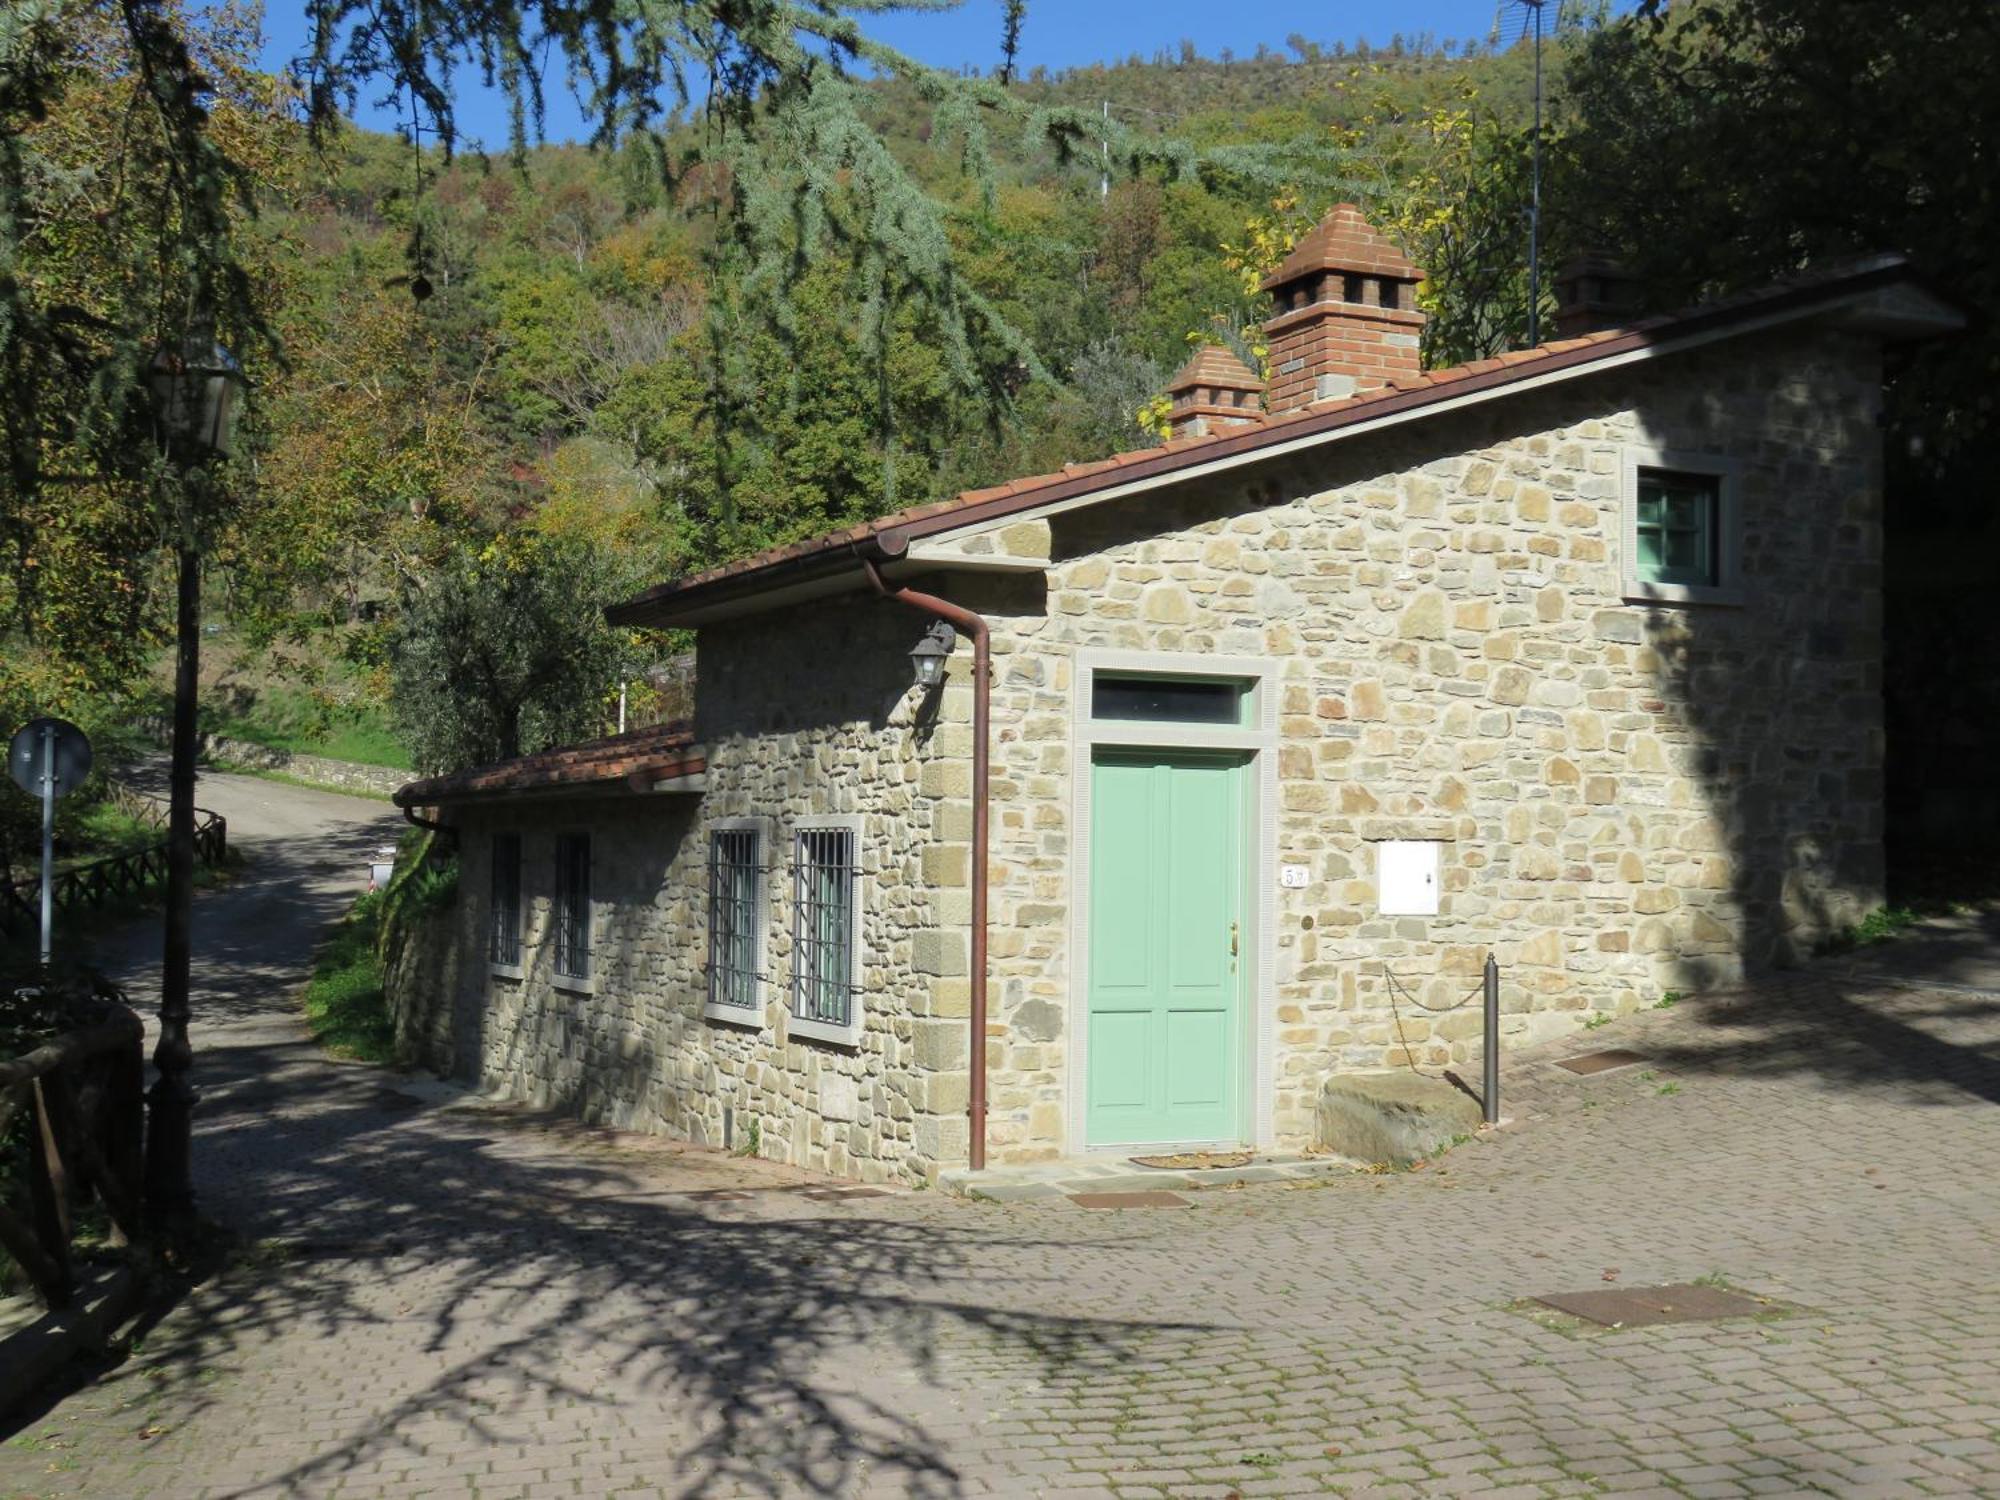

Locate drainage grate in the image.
[1068,1190,1191,1210]
[1556,1048,1646,1075]
[1533,1283,1772,1327]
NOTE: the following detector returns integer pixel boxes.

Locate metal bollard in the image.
[1482,953,1500,1125]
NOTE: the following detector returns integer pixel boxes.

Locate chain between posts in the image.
[1383,953,1501,1125]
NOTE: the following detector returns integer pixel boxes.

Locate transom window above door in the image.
[1091,674,1250,726]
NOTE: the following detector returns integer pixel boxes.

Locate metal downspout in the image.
[863,559,990,1174]
[399,802,451,836]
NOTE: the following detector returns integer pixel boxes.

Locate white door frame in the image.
[1068,648,1281,1152]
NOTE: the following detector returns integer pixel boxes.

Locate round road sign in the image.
[7,718,93,800]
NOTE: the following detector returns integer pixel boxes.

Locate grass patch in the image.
[302,836,458,1066]
[1816,904,1922,956]
[301,893,395,1064]
[65,801,161,861]
[201,682,410,770]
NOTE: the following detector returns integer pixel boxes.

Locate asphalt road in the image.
[84,763,404,1014]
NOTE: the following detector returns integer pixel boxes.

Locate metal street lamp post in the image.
[144,334,243,1214]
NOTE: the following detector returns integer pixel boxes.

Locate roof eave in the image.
[394,753,708,808]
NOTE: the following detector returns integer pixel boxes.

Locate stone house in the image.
[392,207,1962,1185]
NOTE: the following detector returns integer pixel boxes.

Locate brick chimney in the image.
[1553,253,1645,338]
[1260,204,1425,412]
[1163,344,1266,441]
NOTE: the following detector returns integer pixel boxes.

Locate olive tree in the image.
[389,534,635,773]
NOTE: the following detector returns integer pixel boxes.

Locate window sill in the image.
[552,971,597,996]
[488,961,525,982]
[786,1012,863,1048]
[703,1000,764,1030]
[1621,582,1745,609]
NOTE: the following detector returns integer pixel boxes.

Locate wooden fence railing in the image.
[0,804,226,939]
[0,977,146,1309]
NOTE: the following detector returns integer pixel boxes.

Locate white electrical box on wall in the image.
[1378,840,1440,916]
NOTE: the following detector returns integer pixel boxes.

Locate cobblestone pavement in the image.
[3,782,1997,1499]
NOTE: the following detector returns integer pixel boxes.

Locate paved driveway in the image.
[2,779,1997,1499]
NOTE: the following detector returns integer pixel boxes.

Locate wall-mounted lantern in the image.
[909,620,956,691]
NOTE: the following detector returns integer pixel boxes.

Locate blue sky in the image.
[258,0,1527,147]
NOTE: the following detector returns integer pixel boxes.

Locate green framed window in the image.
[1634,469,1721,588]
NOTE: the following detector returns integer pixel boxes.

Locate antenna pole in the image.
[1527,0,1544,348]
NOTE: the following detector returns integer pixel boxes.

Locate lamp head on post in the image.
[909,619,956,692]
[149,334,245,461]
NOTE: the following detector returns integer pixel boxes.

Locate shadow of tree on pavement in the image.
[11,1037,1199,1499]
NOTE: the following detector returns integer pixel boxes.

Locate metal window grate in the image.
[708,828,763,1010]
[554,832,591,979]
[489,832,522,967]
[792,827,857,1028]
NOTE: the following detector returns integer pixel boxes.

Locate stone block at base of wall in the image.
[1316,1072,1485,1165]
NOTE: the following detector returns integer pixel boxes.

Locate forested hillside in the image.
[145,22,1543,770]
[229,31,1533,635]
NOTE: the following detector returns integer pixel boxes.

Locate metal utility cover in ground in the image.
[1068,1191,1191,1209]
[1556,1048,1647,1075]
[1534,1283,1771,1327]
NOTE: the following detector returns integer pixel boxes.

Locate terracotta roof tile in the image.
[395,721,701,807]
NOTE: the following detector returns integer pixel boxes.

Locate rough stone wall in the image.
[388,599,970,1185]
[979,327,1887,1159]
[383,894,464,1072]
[142,718,409,799]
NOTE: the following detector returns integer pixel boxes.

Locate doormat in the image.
[1556,1049,1646,1075]
[1128,1151,1253,1170]
[1533,1283,1774,1328]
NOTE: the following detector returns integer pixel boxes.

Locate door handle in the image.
[1230,922,1239,956]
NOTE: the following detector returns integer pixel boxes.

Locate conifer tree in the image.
[300,0,1350,431]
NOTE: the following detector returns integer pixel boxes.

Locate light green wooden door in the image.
[1086,752,1246,1147]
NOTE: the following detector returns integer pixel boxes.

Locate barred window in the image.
[707,826,765,1015]
[553,832,591,980]
[791,825,859,1036]
[489,832,522,968]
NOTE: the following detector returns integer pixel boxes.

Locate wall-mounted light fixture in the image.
[909,619,956,691]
